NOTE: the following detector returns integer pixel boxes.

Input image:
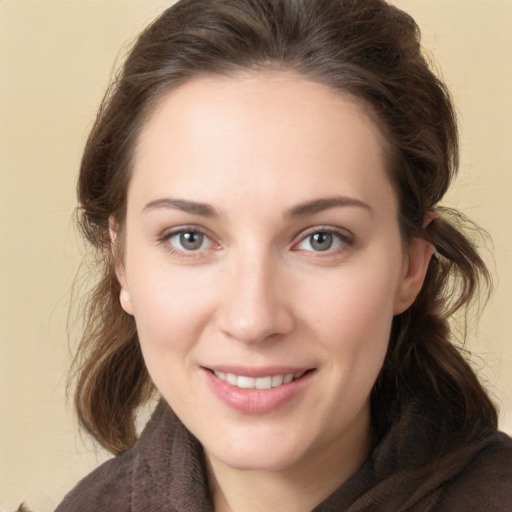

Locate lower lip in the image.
[203,369,313,414]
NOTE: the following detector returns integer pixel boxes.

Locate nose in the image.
[216,251,295,344]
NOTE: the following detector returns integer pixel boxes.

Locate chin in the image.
[204,427,309,472]
[217,447,303,472]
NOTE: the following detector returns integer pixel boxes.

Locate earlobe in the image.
[393,237,434,315]
[109,218,134,316]
[119,287,134,315]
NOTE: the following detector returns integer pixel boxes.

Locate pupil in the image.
[311,232,332,251]
[180,232,203,250]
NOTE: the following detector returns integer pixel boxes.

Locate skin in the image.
[115,72,433,512]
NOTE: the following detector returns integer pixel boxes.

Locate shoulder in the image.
[53,400,209,512]
[54,449,136,512]
[435,430,512,512]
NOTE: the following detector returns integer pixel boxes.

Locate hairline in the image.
[114,66,402,232]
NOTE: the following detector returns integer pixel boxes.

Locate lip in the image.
[202,366,315,414]
[205,365,311,378]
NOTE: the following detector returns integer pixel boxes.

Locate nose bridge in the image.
[217,244,293,343]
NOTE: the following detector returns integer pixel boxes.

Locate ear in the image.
[109,219,134,316]
[393,236,434,315]
[119,287,134,316]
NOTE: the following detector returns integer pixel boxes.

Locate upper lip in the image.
[203,365,315,377]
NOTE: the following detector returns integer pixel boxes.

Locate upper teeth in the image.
[213,371,305,390]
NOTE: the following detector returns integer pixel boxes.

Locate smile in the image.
[213,370,306,390]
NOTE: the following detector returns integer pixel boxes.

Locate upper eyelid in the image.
[156,225,354,249]
[159,225,212,240]
[294,225,354,242]
[157,225,219,250]
[157,226,219,258]
[291,226,355,253]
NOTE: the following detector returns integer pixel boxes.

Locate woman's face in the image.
[118,73,431,475]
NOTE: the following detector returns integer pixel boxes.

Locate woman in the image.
[56,0,512,510]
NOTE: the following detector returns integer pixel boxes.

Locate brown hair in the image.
[72,0,497,455]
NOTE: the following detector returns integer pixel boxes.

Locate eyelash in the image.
[157,225,354,258]
[291,226,354,255]
[157,226,218,258]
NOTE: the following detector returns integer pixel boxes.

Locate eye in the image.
[163,228,215,253]
[305,232,335,251]
[294,229,353,253]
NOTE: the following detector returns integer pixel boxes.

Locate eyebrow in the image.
[142,195,372,218]
[143,198,219,217]
[286,196,373,217]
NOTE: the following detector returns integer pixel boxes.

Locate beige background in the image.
[0,1,510,510]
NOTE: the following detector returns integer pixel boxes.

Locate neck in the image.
[206,407,372,512]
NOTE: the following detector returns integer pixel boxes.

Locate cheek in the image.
[304,261,400,339]
[128,270,216,400]
[298,253,402,388]
[125,256,218,355]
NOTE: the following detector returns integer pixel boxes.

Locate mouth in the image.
[203,367,316,413]
[211,370,308,390]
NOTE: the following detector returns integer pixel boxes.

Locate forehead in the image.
[130,72,395,213]
[136,71,386,154]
